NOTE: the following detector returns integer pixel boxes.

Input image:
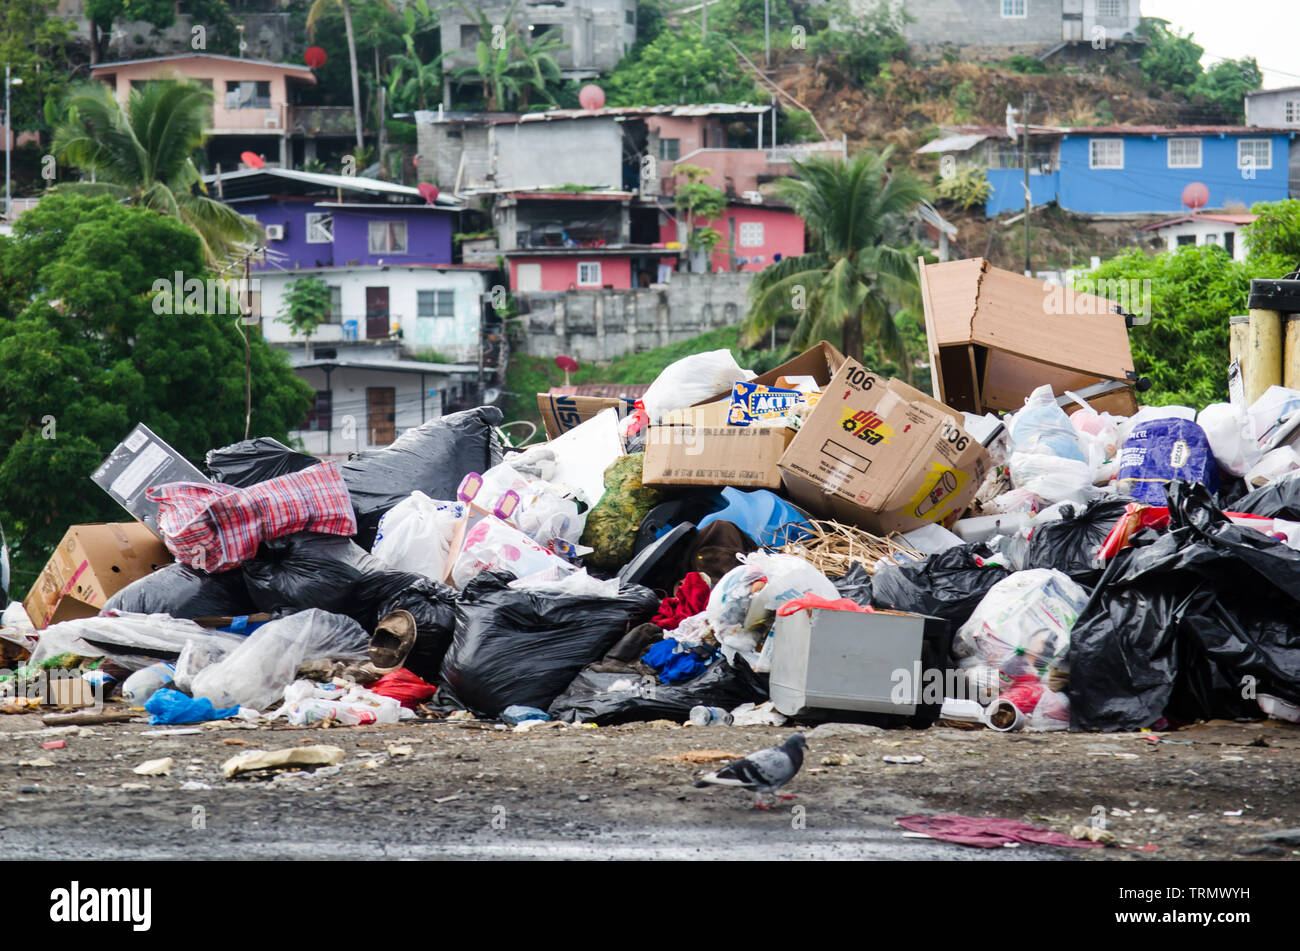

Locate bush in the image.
[935,162,991,211]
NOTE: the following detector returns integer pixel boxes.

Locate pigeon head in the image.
[785,733,807,751]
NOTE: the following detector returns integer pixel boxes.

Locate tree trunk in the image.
[841,309,863,365]
[342,2,364,150]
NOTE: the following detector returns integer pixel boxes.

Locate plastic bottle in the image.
[689,705,734,726]
[121,662,176,704]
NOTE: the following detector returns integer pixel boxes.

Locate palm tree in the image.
[451,0,568,111]
[741,149,928,370]
[307,0,395,150]
[512,29,565,109]
[50,80,259,265]
[388,32,444,112]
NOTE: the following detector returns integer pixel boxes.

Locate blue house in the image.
[920,125,1296,217]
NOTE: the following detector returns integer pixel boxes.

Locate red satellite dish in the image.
[417,182,439,204]
[240,151,264,169]
[1182,181,1210,212]
[304,46,327,69]
[555,354,579,385]
[578,84,605,111]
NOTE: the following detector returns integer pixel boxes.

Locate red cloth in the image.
[776,594,875,617]
[897,815,1103,849]
[652,571,711,630]
[368,668,437,708]
[147,461,357,572]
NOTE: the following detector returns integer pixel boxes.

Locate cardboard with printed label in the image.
[778,360,989,534]
[23,523,172,630]
[643,400,795,488]
[536,394,633,440]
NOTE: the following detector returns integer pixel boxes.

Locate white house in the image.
[1141,212,1257,262]
[257,264,495,363]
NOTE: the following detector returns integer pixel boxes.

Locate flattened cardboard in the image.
[91,423,209,536]
[778,360,989,534]
[536,394,633,440]
[23,523,172,630]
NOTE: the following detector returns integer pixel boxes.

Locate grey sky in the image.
[1142,0,1300,89]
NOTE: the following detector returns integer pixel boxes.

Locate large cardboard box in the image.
[778,360,990,534]
[23,523,172,629]
[918,257,1139,417]
[536,394,634,440]
[768,606,951,721]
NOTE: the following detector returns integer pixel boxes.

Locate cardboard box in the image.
[91,423,209,536]
[695,340,847,406]
[768,606,951,721]
[643,419,795,488]
[918,257,1139,417]
[537,394,636,440]
[778,359,990,534]
[23,523,172,629]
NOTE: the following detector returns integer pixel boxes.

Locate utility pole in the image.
[764,0,771,67]
[1022,91,1032,277]
[702,0,707,38]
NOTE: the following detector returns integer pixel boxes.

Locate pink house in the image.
[660,202,806,273]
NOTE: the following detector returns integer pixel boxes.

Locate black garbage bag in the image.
[1069,481,1300,731]
[1231,470,1300,521]
[1022,496,1136,586]
[341,406,504,547]
[548,655,768,725]
[871,544,1009,628]
[833,561,873,608]
[205,437,318,487]
[374,577,458,683]
[1216,474,1250,511]
[103,562,257,619]
[241,532,423,631]
[439,570,659,717]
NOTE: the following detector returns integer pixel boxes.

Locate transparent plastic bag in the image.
[371,491,467,582]
[640,349,755,423]
[30,612,234,672]
[1009,385,1086,462]
[190,609,369,711]
[1008,451,1094,503]
[706,552,837,667]
[451,515,575,589]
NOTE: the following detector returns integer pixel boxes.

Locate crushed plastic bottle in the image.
[121,662,176,704]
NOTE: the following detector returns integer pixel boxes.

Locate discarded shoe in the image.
[370,609,417,671]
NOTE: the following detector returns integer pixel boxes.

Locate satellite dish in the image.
[555,354,579,386]
[1182,182,1209,212]
[578,84,605,111]
[418,182,439,204]
[483,387,501,404]
[240,151,264,169]
[304,46,327,69]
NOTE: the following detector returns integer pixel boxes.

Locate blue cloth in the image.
[696,487,811,548]
[501,705,550,725]
[145,688,239,725]
[641,638,679,669]
[657,651,709,684]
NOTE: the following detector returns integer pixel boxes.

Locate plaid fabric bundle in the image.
[147,461,357,572]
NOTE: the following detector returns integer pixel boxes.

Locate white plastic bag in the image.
[371,491,467,581]
[640,349,754,423]
[1247,385,1300,446]
[451,515,575,589]
[1009,385,1086,462]
[545,408,624,508]
[191,609,369,711]
[707,552,837,667]
[1008,451,1094,503]
[1197,403,1262,477]
[1245,447,1300,488]
[30,612,235,672]
[953,569,1087,690]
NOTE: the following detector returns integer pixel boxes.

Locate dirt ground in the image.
[4,707,1299,861]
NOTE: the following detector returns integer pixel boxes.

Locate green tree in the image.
[308,0,396,149]
[606,30,756,106]
[934,162,991,211]
[512,27,565,109]
[50,80,259,265]
[1082,246,1250,408]
[674,164,728,268]
[805,0,908,84]
[278,276,333,360]
[388,31,443,112]
[84,0,175,63]
[1137,18,1204,91]
[1187,57,1263,122]
[0,0,71,139]
[1244,198,1300,278]
[0,192,312,593]
[741,149,928,368]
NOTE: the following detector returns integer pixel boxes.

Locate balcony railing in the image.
[289,105,360,136]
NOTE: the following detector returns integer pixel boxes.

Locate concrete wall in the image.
[895,0,1065,55]
[1246,91,1300,129]
[660,205,807,273]
[290,366,447,455]
[494,119,623,190]
[438,0,636,78]
[516,272,754,362]
[1153,220,1249,262]
[511,255,637,291]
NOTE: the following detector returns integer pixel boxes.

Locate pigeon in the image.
[693,733,807,809]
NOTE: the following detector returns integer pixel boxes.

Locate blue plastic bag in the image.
[145,688,240,725]
[696,487,811,547]
[1117,418,1219,505]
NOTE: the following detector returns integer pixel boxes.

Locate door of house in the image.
[365,286,390,339]
[367,387,396,446]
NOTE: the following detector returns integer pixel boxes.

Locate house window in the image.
[327,286,342,323]
[1097,0,1123,16]
[659,138,680,161]
[738,221,765,247]
[577,261,602,287]
[225,80,271,109]
[1089,138,1124,169]
[368,220,408,254]
[306,212,333,244]
[1239,138,1273,170]
[1287,101,1300,124]
[460,24,481,48]
[1224,231,1236,256]
[1167,138,1201,169]
[305,391,332,432]
[1176,234,1196,247]
[626,9,634,24]
[418,289,456,317]
[1000,0,1026,18]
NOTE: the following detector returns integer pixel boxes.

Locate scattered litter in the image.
[133,757,174,776]
[221,745,345,779]
[883,755,926,765]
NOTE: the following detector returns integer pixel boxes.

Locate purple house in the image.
[204,167,460,271]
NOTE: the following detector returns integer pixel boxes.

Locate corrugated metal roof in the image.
[945,123,1297,138]
[917,133,987,154]
[90,52,315,77]
[202,167,462,206]
[1142,212,1260,231]
[294,358,479,375]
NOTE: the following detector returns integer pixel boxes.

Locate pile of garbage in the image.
[5,345,1300,737]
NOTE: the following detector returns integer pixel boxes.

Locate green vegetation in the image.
[449,0,567,111]
[279,276,333,359]
[606,29,757,107]
[804,0,908,85]
[0,193,312,593]
[1243,199,1300,278]
[935,162,992,211]
[1137,17,1261,121]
